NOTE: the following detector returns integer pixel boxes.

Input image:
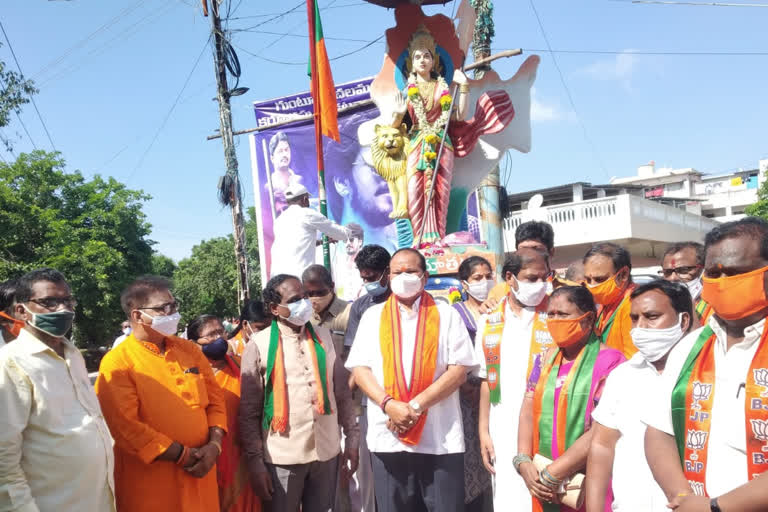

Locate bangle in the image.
[513,454,532,474]
[380,394,393,413]
[539,466,563,489]
[175,446,190,467]
[209,439,223,456]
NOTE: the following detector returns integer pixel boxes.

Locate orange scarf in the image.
[596,287,636,358]
[481,296,551,404]
[380,291,439,445]
[263,321,331,434]
[672,323,768,496]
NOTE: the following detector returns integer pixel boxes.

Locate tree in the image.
[151,253,177,278]
[745,172,768,220]
[0,151,154,347]
[0,48,38,152]
[173,207,261,325]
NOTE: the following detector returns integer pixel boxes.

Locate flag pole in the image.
[307,0,332,270]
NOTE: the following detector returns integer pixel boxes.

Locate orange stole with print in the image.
[673,324,768,496]
[380,291,439,445]
[481,296,551,404]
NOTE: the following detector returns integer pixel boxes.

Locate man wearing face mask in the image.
[342,244,391,512]
[0,278,23,346]
[111,320,132,349]
[475,249,553,511]
[644,217,768,512]
[586,280,693,512]
[269,183,363,278]
[303,264,351,359]
[583,243,637,359]
[660,242,711,325]
[240,274,359,512]
[346,248,478,512]
[96,276,227,512]
[0,268,115,512]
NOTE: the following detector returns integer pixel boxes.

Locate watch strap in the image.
[710,497,721,512]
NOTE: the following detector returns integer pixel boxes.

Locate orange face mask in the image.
[586,267,628,306]
[546,311,592,348]
[0,311,24,338]
[702,265,768,321]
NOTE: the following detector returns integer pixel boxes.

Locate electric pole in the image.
[209,1,250,305]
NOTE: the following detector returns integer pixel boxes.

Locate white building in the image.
[610,159,767,223]
[502,182,720,273]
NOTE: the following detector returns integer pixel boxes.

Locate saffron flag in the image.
[308,0,340,142]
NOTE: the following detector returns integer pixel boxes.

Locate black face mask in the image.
[201,337,229,360]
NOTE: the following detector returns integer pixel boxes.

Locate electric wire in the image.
[518,48,768,56]
[126,38,211,182]
[0,75,38,150]
[0,21,56,152]
[527,0,609,178]
[234,34,383,66]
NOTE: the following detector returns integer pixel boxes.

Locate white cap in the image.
[284,183,310,201]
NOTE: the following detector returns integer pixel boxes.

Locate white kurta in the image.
[592,354,668,511]
[475,303,541,511]
[269,204,352,278]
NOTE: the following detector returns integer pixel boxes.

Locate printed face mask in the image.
[391,273,424,300]
[280,298,313,327]
[512,278,548,307]
[547,312,592,348]
[22,305,75,338]
[465,279,494,302]
[630,314,685,362]
[702,265,768,320]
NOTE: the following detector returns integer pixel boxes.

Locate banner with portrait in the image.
[249,80,402,300]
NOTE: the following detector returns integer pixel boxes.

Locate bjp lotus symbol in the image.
[750,419,768,452]
[691,381,712,410]
[753,369,768,397]
[686,429,708,460]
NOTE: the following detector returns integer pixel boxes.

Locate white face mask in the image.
[512,278,549,307]
[684,276,703,300]
[464,279,494,302]
[280,298,313,327]
[122,327,131,336]
[630,314,686,362]
[391,272,424,300]
[141,311,181,337]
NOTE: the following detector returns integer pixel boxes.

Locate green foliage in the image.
[745,172,768,220]
[173,207,261,326]
[0,151,154,347]
[0,49,38,152]
[151,253,177,278]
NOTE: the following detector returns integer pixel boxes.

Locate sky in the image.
[2,0,767,261]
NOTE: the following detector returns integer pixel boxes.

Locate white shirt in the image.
[270,204,352,278]
[111,333,127,349]
[474,303,542,511]
[0,329,115,512]
[345,297,478,454]
[592,354,668,511]
[643,316,765,497]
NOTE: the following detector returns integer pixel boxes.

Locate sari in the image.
[213,354,261,512]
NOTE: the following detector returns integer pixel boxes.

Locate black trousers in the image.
[371,452,464,512]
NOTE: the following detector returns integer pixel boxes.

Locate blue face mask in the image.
[201,337,229,360]
[364,273,387,297]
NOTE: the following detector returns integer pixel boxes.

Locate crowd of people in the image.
[2,213,768,512]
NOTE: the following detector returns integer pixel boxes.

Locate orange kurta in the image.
[600,293,637,359]
[213,356,261,512]
[96,334,228,512]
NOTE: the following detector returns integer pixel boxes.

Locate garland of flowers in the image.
[406,75,452,167]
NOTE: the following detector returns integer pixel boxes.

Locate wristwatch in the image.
[408,400,422,413]
[710,498,721,512]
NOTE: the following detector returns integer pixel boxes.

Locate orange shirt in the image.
[96,334,228,512]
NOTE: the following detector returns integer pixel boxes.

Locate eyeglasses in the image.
[305,288,332,298]
[138,301,180,315]
[658,265,702,278]
[29,296,78,310]
[198,328,227,341]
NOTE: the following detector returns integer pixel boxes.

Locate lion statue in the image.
[372,123,409,219]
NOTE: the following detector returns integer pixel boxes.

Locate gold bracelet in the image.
[459,84,470,94]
